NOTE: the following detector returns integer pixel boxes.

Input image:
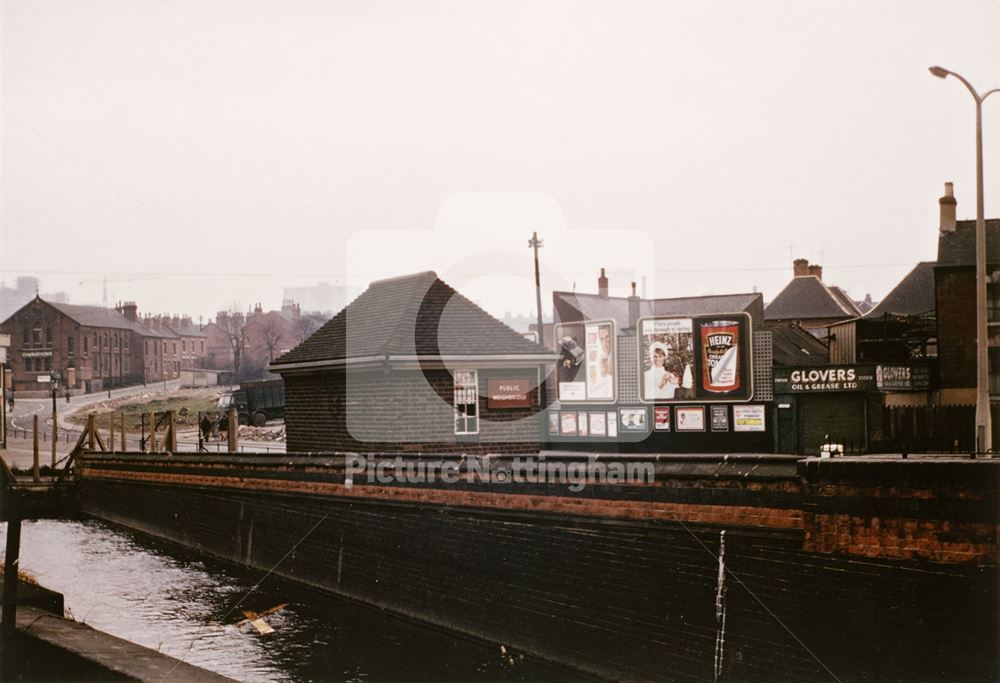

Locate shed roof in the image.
[271,271,553,367]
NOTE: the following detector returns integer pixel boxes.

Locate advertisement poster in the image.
[637,314,752,403]
[560,412,578,436]
[638,318,694,402]
[589,411,606,436]
[654,406,671,431]
[710,405,730,432]
[585,322,615,401]
[619,407,648,432]
[578,412,589,436]
[676,406,706,432]
[733,404,766,432]
[555,321,616,402]
[548,411,560,436]
[606,411,618,437]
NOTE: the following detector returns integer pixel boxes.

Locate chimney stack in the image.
[939,181,957,233]
[598,268,609,298]
[627,281,640,331]
[793,258,810,277]
[121,301,138,322]
[808,264,823,281]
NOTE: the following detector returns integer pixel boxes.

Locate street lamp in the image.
[930,66,1000,454]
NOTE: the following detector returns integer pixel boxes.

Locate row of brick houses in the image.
[1,298,180,394]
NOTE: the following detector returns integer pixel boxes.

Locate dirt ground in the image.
[67,386,224,432]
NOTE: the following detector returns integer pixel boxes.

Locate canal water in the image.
[6,519,575,682]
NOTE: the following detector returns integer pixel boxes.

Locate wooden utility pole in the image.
[528,232,544,343]
[109,414,115,454]
[166,410,177,452]
[33,415,40,482]
[120,413,126,452]
[228,407,237,453]
[51,410,57,468]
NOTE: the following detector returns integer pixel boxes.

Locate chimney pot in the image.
[793,258,810,277]
[939,181,957,233]
[808,264,823,281]
[598,268,609,299]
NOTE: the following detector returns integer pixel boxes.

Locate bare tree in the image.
[295,312,329,343]
[218,309,249,382]
[259,318,285,362]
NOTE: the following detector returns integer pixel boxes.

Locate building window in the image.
[32,324,42,347]
[44,357,51,372]
[45,327,52,346]
[22,328,29,346]
[67,336,74,354]
[453,370,479,435]
[989,281,1000,324]
[83,336,88,354]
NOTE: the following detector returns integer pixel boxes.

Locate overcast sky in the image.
[3,0,999,323]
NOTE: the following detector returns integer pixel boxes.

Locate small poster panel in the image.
[653,406,671,431]
[676,406,706,432]
[733,404,766,432]
[619,408,648,432]
[578,413,589,436]
[560,412,578,436]
[589,411,606,436]
[710,405,730,432]
[548,412,560,436]
[606,411,618,438]
[555,320,616,402]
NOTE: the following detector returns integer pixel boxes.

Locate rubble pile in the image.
[236,425,286,442]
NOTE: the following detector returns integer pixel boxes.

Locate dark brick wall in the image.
[283,368,542,455]
[80,461,999,682]
[935,267,976,389]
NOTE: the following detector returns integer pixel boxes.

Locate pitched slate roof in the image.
[553,291,762,330]
[865,262,936,318]
[764,276,862,321]
[44,300,173,338]
[272,271,554,366]
[937,218,1000,266]
[762,321,829,367]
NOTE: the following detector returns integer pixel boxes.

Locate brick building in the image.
[270,271,555,454]
[934,183,1000,446]
[1,297,168,394]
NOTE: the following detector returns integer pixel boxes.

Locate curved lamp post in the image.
[930,66,1000,453]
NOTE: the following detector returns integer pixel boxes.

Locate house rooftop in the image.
[272,271,553,366]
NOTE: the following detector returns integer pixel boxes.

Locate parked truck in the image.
[218,378,285,427]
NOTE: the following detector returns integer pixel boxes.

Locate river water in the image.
[6,519,573,682]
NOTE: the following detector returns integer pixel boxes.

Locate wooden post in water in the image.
[228,407,237,453]
[1,518,22,637]
[32,415,40,483]
[121,413,126,452]
[109,413,115,454]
